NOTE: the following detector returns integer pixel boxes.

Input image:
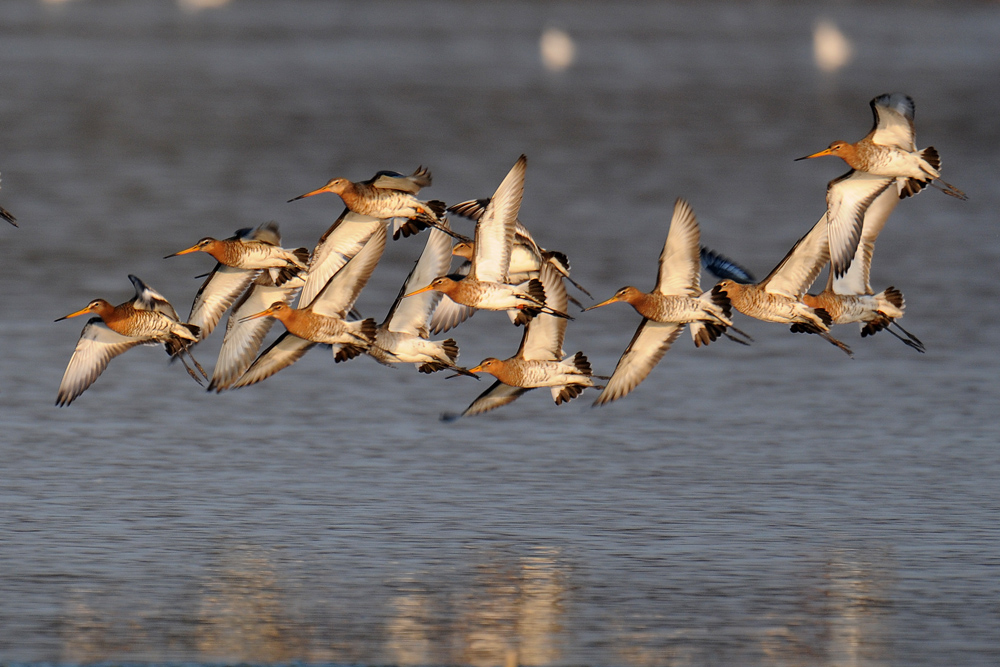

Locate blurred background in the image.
[1,1,998,665]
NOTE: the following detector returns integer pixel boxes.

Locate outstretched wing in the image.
[368,166,432,193]
[655,197,702,296]
[760,215,830,298]
[516,263,567,361]
[299,209,383,306]
[384,221,452,335]
[593,319,683,407]
[308,224,387,318]
[247,221,282,245]
[470,155,526,282]
[825,170,894,278]
[208,274,301,391]
[870,92,916,151]
[128,274,182,321]
[186,265,258,340]
[56,319,151,406]
[445,380,530,420]
[229,332,316,389]
[830,178,903,296]
[428,264,475,334]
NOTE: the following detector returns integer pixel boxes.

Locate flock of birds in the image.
[35,92,964,418]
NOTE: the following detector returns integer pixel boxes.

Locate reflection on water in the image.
[758,548,893,667]
[386,547,566,667]
[823,549,893,667]
[196,546,306,663]
[57,545,569,666]
[52,543,904,666]
[59,546,309,664]
[62,589,142,664]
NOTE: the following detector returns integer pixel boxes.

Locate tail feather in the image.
[511,307,537,326]
[708,283,733,319]
[525,278,546,305]
[691,321,722,348]
[418,361,446,374]
[553,383,585,405]
[164,339,189,359]
[274,266,306,286]
[544,250,571,273]
[900,176,930,199]
[275,250,309,285]
[418,360,478,377]
[568,351,592,375]
[921,146,941,172]
[551,354,594,405]
[291,247,310,267]
[690,283,739,348]
[446,198,490,222]
[864,286,906,336]
[393,219,429,240]
[333,318,377,362]
[164,323,202,357]
[418,337,461,372]
[409,166,432,189]
[508,278,550,326]
[393,199,447,239]
[396,209,470,241]
[419,199,447,222]
[814,307,833,328]
[882,286,905,311]
[861,315,890,337]
[357,318,377,342]
[334,344,367,362]
[441,338,460,364]
[916,147,967,200]
[790,321,825,335]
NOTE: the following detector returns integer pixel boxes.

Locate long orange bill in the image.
[582,295,620,311]
[287,185,330,203]
[794,147,836,161]
[164,245,201,258]
[55,306,94,322]
[238,308,275,323]
[403,284,436,298]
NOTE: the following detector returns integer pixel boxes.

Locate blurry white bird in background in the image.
[813,18,853,74]
[540,27,576,73]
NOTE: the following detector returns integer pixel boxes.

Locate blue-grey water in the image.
[1,1,998,665]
